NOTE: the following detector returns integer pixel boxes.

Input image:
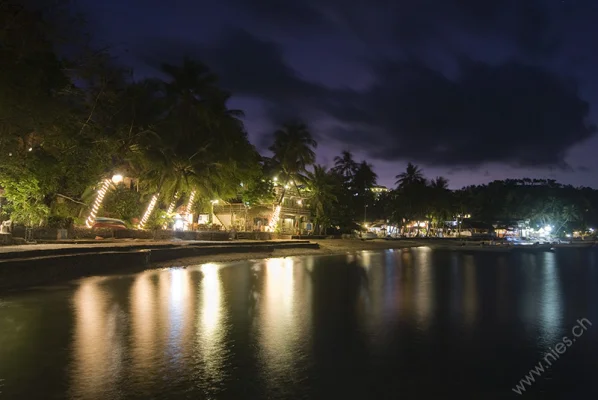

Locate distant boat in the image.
[92,217,127,230]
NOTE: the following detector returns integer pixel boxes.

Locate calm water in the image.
[1,248,598,399]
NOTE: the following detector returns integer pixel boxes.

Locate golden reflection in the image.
[196,263,226,384]
[71,278,124,398]
[130,271,157,375]
[168,268,194,361]
[199,264,222,338]
[260,257,297,377]
[413,248,433,329]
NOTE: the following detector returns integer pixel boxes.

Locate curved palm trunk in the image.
[139,193,159,229]
[185,190,196,214]
[167,192,179,214]
[85,179,112,228]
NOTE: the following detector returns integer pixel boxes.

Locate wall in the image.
[8,227,289,242]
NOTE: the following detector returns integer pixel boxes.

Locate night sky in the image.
[75,0,598,189]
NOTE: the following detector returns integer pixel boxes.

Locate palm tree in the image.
[333,150,358,179]
[269,121,317,202]
[428,176,452,236]
[395,162,426,188]
[430,176,449,190]
[306,165,337,234]
[142,58,258,214]
[353,161,378,191]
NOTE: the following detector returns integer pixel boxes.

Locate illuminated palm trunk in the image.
[167,192,178,214]
[163,193,178,229]
[268,205,282,232]
[85,179,111,228]
[138,194,159,229]
[186,190,196,214]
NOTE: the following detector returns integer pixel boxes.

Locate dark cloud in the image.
[139,27,595,168]
[137,29,325,104]
[231,0,564,58]
[202,30,326,102]
[227,0,325,28]
[327,60,595,167]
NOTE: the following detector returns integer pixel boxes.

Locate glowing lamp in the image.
[111,174,124,184]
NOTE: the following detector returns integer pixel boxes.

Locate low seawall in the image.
[9,226,292,242]
[0,241,318,292]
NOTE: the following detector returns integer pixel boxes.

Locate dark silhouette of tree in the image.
[395,162,426,188]
[269,121,317,194]
[306,165,337,234]
[333,150,358,180]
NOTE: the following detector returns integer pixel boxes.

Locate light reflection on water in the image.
[71,278,125,399]
[196,263,226,390]
[1,248,597,398]
[539,252,562,344]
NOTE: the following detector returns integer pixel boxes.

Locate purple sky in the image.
[75,0,598,189]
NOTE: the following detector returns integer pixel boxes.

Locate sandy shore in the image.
[151,239,427,267]
[151,238,597,268]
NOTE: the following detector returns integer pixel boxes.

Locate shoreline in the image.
[151,239,420,268]
[151,238,596,268]
[1,239,596,294]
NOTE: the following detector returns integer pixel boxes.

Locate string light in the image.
[268,205,281,231]
[138,194,159,229]
[167,192,178,214]
[85,179,111,228]
[164,192,178,229]
[186,190,196,214]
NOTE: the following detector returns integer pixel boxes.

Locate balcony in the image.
[280,206,311,217]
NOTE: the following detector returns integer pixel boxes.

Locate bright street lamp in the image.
[111,174,124,184]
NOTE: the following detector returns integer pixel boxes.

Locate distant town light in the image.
[111,174,124,184]
[273,177,278,182]
[28,147,33,152]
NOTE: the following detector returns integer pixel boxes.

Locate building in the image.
[212,184,312,234]
[370,186,389,197]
